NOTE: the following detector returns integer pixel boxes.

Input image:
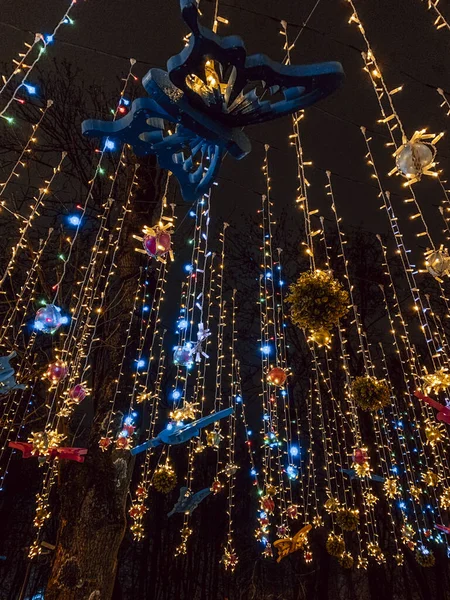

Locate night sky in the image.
[1,0,449,243]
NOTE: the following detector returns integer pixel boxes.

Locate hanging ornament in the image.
[206,429,223,448]
[170,401,199,422]
[324,497,340,514]
[425,246,450,282]
[415,545,435,567]
[68,384,88,404]
[266,484,277,496]
[440,488,450,509]
[129,503,147,519]
[267,367,287,387]
[263,430,281,448]
[273,524,312,563]
[133,219,174,262]
[210,478,222,494]
[390,130,443,186]
[384,477,400,499]
[285,464,298,481]
[173,344,194,368]
[352,375,390,411]
[30,430,65,455]
[336,508,359,531]
[338,552,354,569]
[326,533,345,557]
[222,548,238,571]
[410,484,421,502]
[425,419,445,446]
[34,303,66,334]
[285,505,299,519]
[191,323,211,363]
[261,495,275,514]
[222,463,238,477]
[352,446,368,465]
[312,515,324,528]
[262,543,273,558]
[286,270,349,345]
[153,464,177,493]
[363,491,378,507]
[367,542,385,564]
[45,360,68,384]
[116,435,131,450]
[402,523,416,548]
[99,437,112,451]
[422,470,440,487]
[422,368,450,394]
[394,553,405,567]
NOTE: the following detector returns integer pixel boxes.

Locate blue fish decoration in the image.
[168,486,211,517]
[131,407,233,455]
[82,0,343,202]
[0,351,25,396]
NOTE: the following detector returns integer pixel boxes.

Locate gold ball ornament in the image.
[415,546,435,568]
[440,488,450,509]
[326,533,345,557]
[153,465,177,494]
[422,470,440,487]
[339,552,354,569]
[286,270,349,343]
[324,497,340,514]
[352,375,390,411]
[336,508,359,531]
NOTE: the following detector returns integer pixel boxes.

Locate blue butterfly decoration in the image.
[82,0,344,202]
[0,351,25,396]
[167,486,211,517]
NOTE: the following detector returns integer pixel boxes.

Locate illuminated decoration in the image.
[326,533,345,557]
[222,548,238,571]
[425,419,445,447]
[115,415,136,450]
[153,464,177,494]
[29,430,65,455]
[285,505,299,520]
[210,479,222,494]
[389,130,443,186]
[131,407,233,454]
[384,477,400,499]
[352,375,390,411]
[425,246,450,282]
[34,303,65,334]
[99,437,112,451]
[441,488,450,509]
[421,369,450,394]
[367,542,385,564]
[402,523,416,550]
[273,524,312,562]
[339,552,354,569]
[0,351,25,395]
[352,446,368,465]
[324,497,340,514]
[68,384,88,404]
[9,440,87,463]
[363,491,378,507]
[266,367,287,387]
[173,344,194,367]
[170,401,199,422]
[410,485,421,502]
[167,486,211,516]
[206,429,223,448]
[261,495,275,514]
[133,220,174,262]
[341,468,384,483]
[286,270,349,344]
[286,464,298,480]
[422,470,440,487]
[336,508,359,531]
[415,545,435,567]
[45,360,68,384]
[82,0,343,202]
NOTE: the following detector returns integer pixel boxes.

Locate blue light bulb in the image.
[23,83,37,95]
[104,139,116,151]
[289,446,299,457]
[260,345,271,355]
[67,214,81,227]
[172,390,181,400]
[137,359,145,368]
[185,264,194,273]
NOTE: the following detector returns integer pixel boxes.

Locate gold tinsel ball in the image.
[153,465,177,494]
[339,552,354,569]
[326,533,345,557]
[352,376,390,411]
[286,270,349,339]
[336,508,359,531]
[440,488,450,509]
[324,497,340,514]
[415,547,435,568]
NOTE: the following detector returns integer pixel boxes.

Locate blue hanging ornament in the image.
[34,303,65,334]
[82,0,344,202]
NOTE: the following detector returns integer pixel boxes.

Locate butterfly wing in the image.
[273,538,293,562]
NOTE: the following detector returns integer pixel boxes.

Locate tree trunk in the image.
[45,160,167,599]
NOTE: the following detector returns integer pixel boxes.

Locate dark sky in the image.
[1,0,449,240]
